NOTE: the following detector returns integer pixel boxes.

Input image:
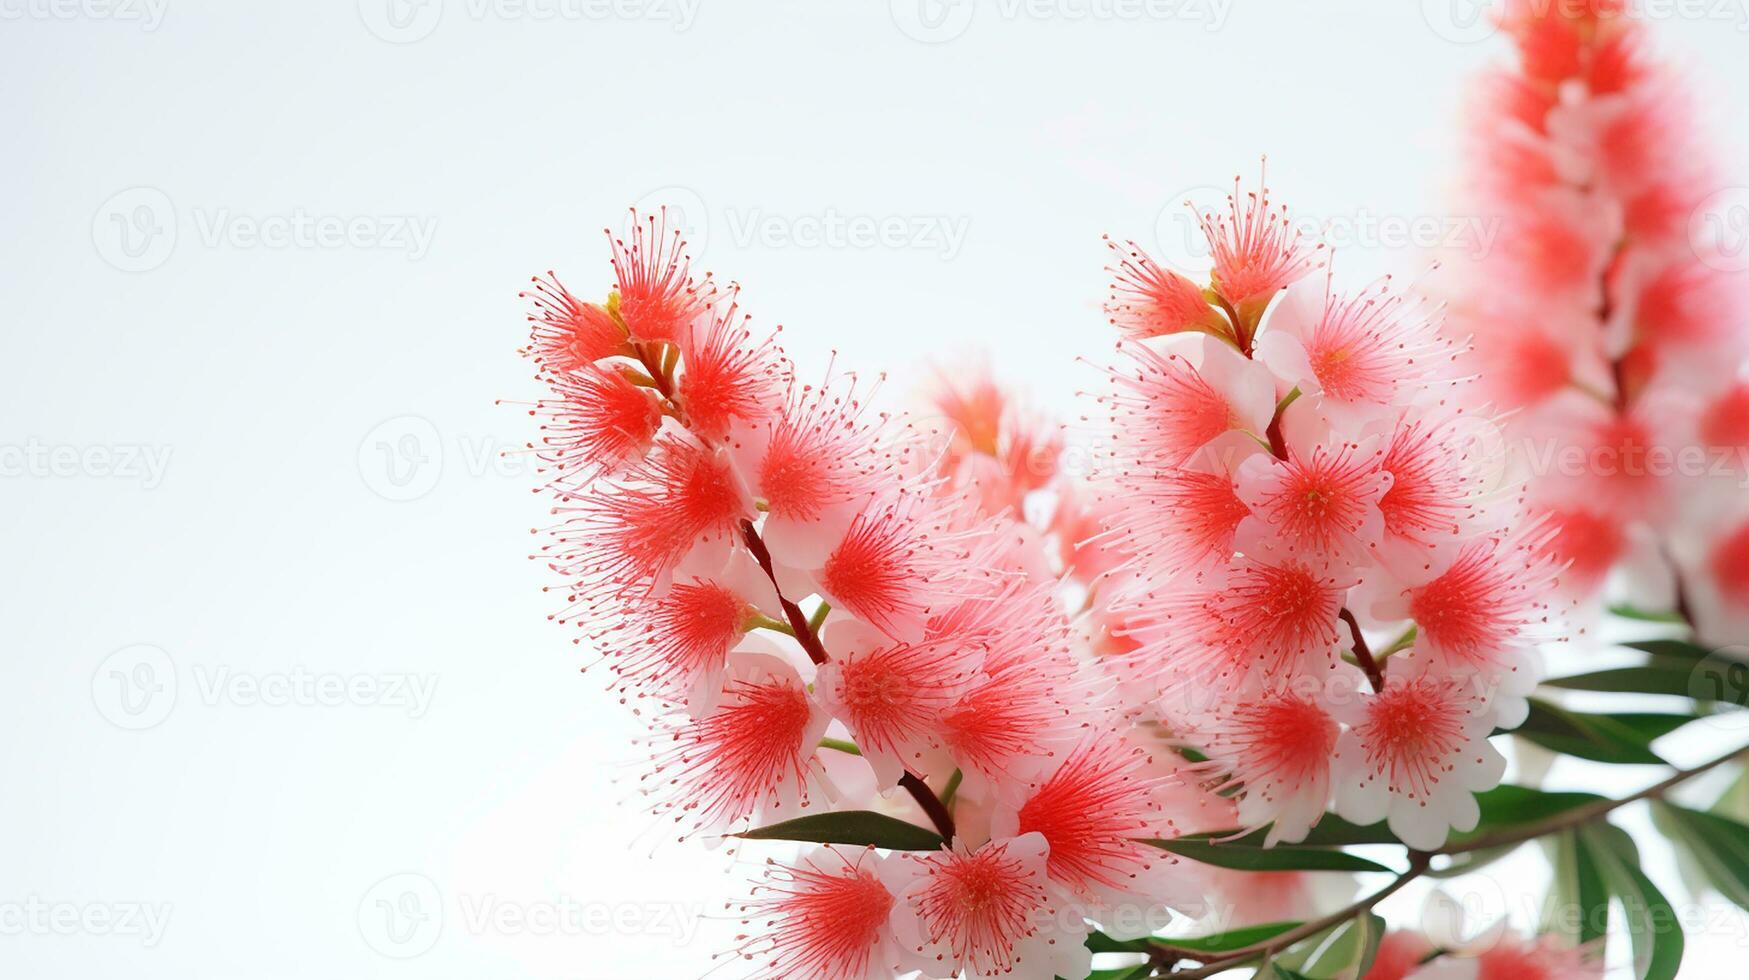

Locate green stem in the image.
[748,613,795,637]
[818,737,861,756]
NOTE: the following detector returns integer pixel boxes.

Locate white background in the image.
[5,1,1749,977]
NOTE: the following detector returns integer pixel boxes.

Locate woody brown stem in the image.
[1341,607,1385,691]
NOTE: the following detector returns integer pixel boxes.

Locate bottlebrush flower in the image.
[1105,466,1253,577]
[1235,437,1393,569]
[813,617,981,789]
[1095,332,1276,470]
[924,361,1063,518]
[542,435,754,612]
[809,487,990,644]
[1434,0,1749,630]
[676,292,790,441]
[735,371,903,567]
[647,651,832,835]
[1365,931,1437,980]
[889,833,1093,980]
[1196,170,1321,318]
[731,845,904,980]
[607,208,714,344]
[520,271,627,374]
[993,735,1199,926]
[1373,407,1500,571]
[1330,662,1505,850]
[1254,275,1455,429]
[1102,236,1232,341]
[527,365,663,493]
[1384,522,1565,680]
[1192,679,1342,845]
[599,549,780,716]
[1407,931,1601,980]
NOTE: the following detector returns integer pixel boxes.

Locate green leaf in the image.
[1142,837,1393,873]
[1571,830,1611,946]
[1083,930,1148,954]
[1584,824,1684,980]
[1158,920,1303,955]
[735,810,943,851]
[1513,698,1675,764]
[1623,638,1718,660]
[1179,814,1402,850]
[1259,965,1316,980]
[1084,967,1151,980]
[1545,654,1749,709]
[1712,767,1749,820]
[1299,911,1384,979]
[1653,803,1749,912]
[1611,606,1687,624]
[1353,913,1386,978]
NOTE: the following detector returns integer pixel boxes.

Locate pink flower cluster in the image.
[520,211,1202,979]
[1070,170,1560,853]
[1438,0,1749,643]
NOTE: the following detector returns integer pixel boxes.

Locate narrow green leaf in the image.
[1653,803,1749,912]
[1179,814,1402,849]
[1611,606,1687,625]
[1083,930,1148,954]
[1300,914,1366,978]
[1084,967,1151,980]
[1353,912,1386,978]
[735,810,944,851]
[1513,698,1672,764]
[1622,639,1718,660]
[1445,784,1604,847]
[1571,830,1610,946]
[1142,838,1392,873]
[1160,920,1303,954]
[1546,654,1749,709]
[1584,824,1683,980]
